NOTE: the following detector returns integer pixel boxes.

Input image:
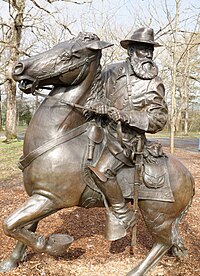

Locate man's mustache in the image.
[131,57,154,66]
[130,57,158,80]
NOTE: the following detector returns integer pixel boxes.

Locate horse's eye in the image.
[72,51,81,59]
[60,52,71,62]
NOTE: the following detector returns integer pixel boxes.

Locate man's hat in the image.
[120,27,161,49]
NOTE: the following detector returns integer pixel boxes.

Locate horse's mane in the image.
[83,64,109,121]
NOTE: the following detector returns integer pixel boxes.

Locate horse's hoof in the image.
[45,234,74,256]
[171,245,188,258]
[0,258,18,272]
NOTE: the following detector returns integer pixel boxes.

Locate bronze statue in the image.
[85,27,168,241]
[0,30,194,276]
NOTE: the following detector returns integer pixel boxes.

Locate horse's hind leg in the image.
[127,212,189,276]
[170,201,192,258]
[127,197,193,276]
[127,219,174,276]
[2,193,61,255]
[126,202,176,276]
[127,242,171,276]
[0,222,37,272]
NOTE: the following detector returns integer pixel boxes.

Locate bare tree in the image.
[2,0,26,141]
[0,90,3,131]
[138,0,200,152]
[174,31,200,135]
[1,0,199,145]
[168,0,180,153]
[0,0,92,142]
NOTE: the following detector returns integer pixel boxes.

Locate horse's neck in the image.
[55,85,87,132]
[25,67,97,146]
[57,67,98,131]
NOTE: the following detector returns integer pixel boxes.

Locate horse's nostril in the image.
[13,62,24,75]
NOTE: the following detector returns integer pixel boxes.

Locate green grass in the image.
[0,125,27,136]
[0,140,23,181]
[147,131,199,139]
[0,126,199,182]
[16,125,27,134]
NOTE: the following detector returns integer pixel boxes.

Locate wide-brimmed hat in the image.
[120,27,161,49]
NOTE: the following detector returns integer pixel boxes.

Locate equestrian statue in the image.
[0,29,194,276]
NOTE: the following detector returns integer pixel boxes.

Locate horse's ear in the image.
[86,41,113,50]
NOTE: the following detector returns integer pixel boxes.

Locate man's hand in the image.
[107,107,129,124]
[90,104,130,124]
[91,103,109,115]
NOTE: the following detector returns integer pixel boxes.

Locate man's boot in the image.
[88,165,135,241]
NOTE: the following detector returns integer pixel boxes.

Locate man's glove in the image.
[83,101,107,121]
[107,107,130,124]
[92,103,109,115]
[88,104,130,124]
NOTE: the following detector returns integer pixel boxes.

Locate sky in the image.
[1,0,199,34]
[42,0,199,59]
[0,0,199,100]
[0,0,199,61]
[51,0,200,33]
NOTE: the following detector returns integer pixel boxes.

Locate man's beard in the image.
[130,57,158,80]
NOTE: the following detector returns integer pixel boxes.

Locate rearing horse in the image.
[0,32,194,276]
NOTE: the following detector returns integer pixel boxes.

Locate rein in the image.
[20,53,101,170]
[31,54,96,93]
[34,90,94,113]
[19,54,99,171]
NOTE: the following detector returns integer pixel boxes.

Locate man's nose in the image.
[146,50,153,58]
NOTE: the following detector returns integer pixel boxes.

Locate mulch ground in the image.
[0,147,199,276]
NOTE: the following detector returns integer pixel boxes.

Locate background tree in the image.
[0,0,92,142]
[0,90,3,131]
[0,0,199,146]
[139,0,200,152]
[1,0,26,141]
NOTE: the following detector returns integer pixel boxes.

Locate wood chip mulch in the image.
[0,147,199,275]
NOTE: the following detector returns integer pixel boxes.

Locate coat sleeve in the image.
[128,77,168,133]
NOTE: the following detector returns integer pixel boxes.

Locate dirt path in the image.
[0,147,199,276]
[149,137,199,153]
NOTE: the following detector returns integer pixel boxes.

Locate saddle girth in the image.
[18,123,88,171]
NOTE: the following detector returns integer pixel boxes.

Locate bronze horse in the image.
[0,32,194,276]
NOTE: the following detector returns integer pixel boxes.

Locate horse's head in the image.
[12,32,113,93]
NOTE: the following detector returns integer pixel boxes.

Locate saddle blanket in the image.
[117,156,175,202]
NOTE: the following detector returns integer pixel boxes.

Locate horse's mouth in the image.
[18,79,34,92]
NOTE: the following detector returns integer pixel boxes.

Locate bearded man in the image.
[87,27,168,241]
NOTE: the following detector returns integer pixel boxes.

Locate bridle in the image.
[31,53,96,93]
[31,52,99,113]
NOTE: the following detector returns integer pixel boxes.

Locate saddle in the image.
[80,125,174,208]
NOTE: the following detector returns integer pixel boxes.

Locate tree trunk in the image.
[170,0,180,153]
[184,105,189,135]
[5,79,17,139]
[175,90,183,133]
[5,0,25,141]
[183,49,190,135]
[0,91,3,131]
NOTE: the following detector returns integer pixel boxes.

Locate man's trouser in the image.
[88,146,135,241]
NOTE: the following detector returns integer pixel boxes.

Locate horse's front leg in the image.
[0,222,37,272]
[2,194,63,255]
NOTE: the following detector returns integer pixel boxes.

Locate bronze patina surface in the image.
[0,30,194,276]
